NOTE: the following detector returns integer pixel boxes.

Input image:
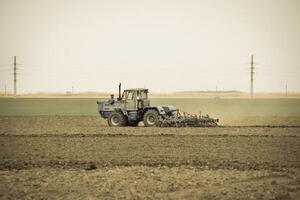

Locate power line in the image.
[13,56,17,97]
[1,58,299,93]
[2,56,20,97]
[250,55,254,98]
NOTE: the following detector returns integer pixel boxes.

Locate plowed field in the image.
[0,98,300,199]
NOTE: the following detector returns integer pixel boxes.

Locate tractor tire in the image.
[127,120,140,127]
[143,109,160,127]
[108,112,127,127]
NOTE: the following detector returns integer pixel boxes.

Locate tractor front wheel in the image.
[143,110,159,127]
[108,112,127,127]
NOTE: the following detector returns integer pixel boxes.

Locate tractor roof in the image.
[124,88,148,92]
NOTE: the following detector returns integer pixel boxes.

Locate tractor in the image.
[97,83,176,127]
[97,83,218,127]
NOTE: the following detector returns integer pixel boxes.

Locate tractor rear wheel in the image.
[108,112,127,127]
[143,109,159,127]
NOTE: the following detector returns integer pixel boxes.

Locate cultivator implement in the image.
[157,109,219,127]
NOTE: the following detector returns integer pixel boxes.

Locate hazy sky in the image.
[0,0,299,93]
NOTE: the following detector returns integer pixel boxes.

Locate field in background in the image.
[0,98,300,118]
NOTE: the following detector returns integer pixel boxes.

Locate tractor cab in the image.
[122,88,150,110]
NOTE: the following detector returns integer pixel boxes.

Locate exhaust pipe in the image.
[118,83,121,100]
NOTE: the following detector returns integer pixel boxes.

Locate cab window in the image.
[140,91,147,99]
[137,91,147,99]
[126,91,135,100]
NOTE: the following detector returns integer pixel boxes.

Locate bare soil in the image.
[0,116,300,199]
[1,116,300,136]
[1,167,299,200]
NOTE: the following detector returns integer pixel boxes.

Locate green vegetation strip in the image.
[1,98,300,116]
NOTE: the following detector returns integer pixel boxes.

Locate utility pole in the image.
[250,55,254,98]
[13,56,17,97]
[285,84,288,97]
[4,85,7,96]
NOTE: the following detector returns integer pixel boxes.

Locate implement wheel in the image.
[143,110,159,127]
[108,112,127,127]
